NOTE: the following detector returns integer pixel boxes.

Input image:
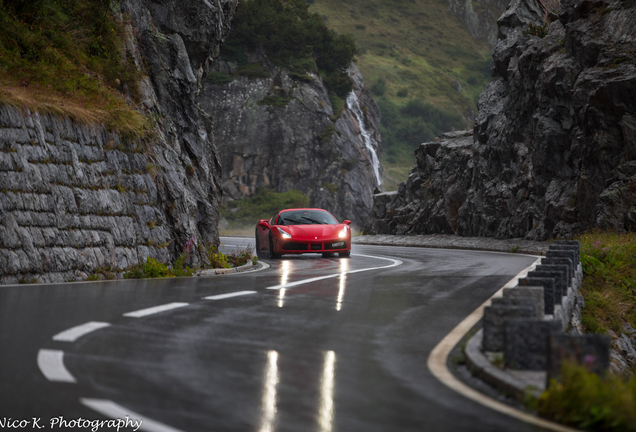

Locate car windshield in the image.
[278,210,338,225]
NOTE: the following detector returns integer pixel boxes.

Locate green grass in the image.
[221,188,310,232]
[0,0,151,137]
[576,231,636,335]
[309,0,496,189]
[529,362,636,431]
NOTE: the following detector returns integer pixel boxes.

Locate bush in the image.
[530,362,636,431]
[206,71,234,85]
[328,94,345,120]
[236,62,270,79]
[257,95,291,107]
[206,245,231,269]
[370,78,386,96]
[524,23,548,38]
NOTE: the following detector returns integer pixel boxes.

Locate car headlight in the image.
[338,226,349,238]
[277,227,292,239]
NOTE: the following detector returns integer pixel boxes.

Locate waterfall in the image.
[346,91,382,186]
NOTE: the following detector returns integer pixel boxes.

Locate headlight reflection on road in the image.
[336,259,348,311]
[278,261,290,308]
[318,350,336,432]
[259,350,279,432]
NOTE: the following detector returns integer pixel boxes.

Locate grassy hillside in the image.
[0,0,149,137]
[308,0,495,190]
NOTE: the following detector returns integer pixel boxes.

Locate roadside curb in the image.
[196,260,258,276]
[353,234,549,256]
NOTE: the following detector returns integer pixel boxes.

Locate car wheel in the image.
[255,228,265,259]
[339,251,351,258]
[269,233,280,259]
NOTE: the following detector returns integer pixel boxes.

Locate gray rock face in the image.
[0,0,237,283]
[448,0,512,46]
[198,55,382,228]
[366,0,636,240]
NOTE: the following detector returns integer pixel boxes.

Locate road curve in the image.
[0,238,551,431]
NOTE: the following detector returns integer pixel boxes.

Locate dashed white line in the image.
[203,291,257,300]
[81,398,185,432]
[266,254,402,290]
[123,302,189,318]
[53,322,111,342]
[37,349,76,383]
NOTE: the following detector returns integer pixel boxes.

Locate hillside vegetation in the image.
[308,0,495,189]
[220,0,357,100]
[0,0,150,136]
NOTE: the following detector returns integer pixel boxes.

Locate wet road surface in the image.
[0,238,549,431]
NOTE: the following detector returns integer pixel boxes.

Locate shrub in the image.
[226,245,253,267]
[236,62,270,79]
[125,257,169,279]
[323,182,339,194]
[257,95,291,108]
[317,125,337,142]
[206,71,234,85]
[206,245,231,269]
[524,23,548,38]
[328,94,345,120]
[370,77,386,96]
[530,362,636,431]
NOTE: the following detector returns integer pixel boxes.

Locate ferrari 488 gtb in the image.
[255,208,351,258]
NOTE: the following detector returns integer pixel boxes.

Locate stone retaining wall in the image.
[0,106,171,284]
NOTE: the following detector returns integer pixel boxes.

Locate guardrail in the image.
[467,240,610,399]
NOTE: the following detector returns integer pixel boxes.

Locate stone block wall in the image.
[0,106,171,284]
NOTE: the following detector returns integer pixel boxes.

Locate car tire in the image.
[269,233,280,259]
[339,251,351,258]
[255,228,265,259]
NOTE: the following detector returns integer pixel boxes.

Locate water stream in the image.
[346,91,382,186]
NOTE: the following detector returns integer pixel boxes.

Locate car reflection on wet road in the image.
[0,237,553,432]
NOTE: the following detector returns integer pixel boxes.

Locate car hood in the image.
[280,224,343,240]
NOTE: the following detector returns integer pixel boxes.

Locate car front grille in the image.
[311,243,322,251]
[282,242,308,251]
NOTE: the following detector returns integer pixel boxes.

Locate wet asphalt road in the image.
[0,238,548,432]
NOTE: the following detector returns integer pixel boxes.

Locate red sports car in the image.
[255,208,351,259]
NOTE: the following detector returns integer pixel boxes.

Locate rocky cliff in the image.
[0,0,236,284]
[199,55,382,228]
[366,0,636,240]
[448,0,512,46]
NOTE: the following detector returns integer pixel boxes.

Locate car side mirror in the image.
[258,220,270,228]
[344,220,351,225]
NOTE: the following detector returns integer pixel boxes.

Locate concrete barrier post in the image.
[504,319,563,370]
[483,305,535,352]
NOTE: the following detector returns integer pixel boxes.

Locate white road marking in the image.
[427,258,581,432]
[81,398,185,432]
[204,291,257,300]
[123,302,189,318]
[52,322,111,342]
[37,349,76,383]
[266,254,402,290]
